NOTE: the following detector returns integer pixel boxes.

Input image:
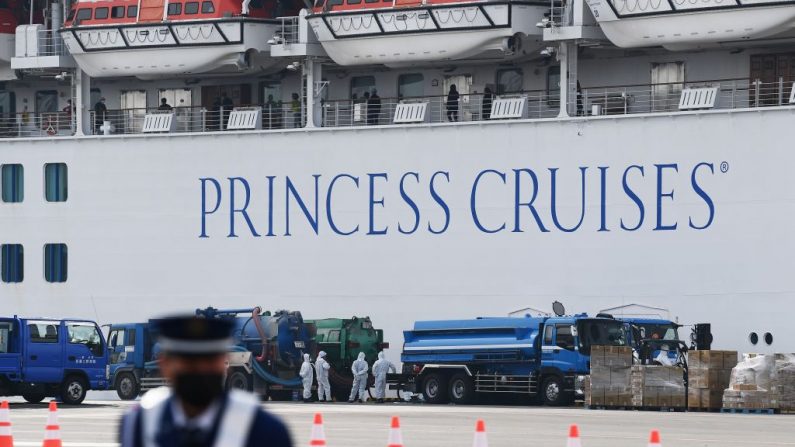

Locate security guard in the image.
[119,316,293,447]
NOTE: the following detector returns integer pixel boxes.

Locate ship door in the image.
[750,53,795,106]
[120,90,147,133]
[137,0,167,22]
[443,74,472,121]
[158,88,193,131]
[650,62,684,112]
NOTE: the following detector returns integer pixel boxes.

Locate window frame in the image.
[94,7,109,19]
[398,73,424,99]
[28,322,59,344]
[44,163,68,203]
[200,1,214,13]
[111,6,125,18]
[75,8,92,21]
[1,164,24,203]
[44,243,68,283]
[496,67,523,95]
[184,2,199,14]
[127,5,138,17]
[555,324,575,351]
[0,244,23,283]
[167,2,182,16]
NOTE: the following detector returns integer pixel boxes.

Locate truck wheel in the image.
[60,376,88,405]
[226,370,252,392]
[421,373,449,404]
[116,372,140,401]
[22,393,45,404]
[448,373,475,405]
[541,376,570,406]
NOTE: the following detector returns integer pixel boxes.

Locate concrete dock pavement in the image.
[1,399,794,446]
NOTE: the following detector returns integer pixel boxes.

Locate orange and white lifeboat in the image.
[586,0,795,49]
[61,0,301,78]
[0,6,19,64]
[306,0,547,66]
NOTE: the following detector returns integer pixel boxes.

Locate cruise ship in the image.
[0,0,793,354]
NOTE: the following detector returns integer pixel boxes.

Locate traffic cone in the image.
[41,401,61,447]
[387,416,403,447]
[309,413,326,446]
[648,430,661,447]
[0,400,13,447]
[472,419,488,447]
[566,424,581,447]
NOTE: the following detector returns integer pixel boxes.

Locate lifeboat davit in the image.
[306,0,547,67]
[586,0,795,49]
[61,0,301,79]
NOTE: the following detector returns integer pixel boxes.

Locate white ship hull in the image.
[0,108,793,353]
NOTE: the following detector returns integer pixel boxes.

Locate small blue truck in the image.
[397,313,628,406]
[0,316,108,405]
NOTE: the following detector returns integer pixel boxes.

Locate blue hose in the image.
[230,346,302,387]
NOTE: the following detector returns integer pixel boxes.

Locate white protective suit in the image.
[314,351,333,401]
[348,352,369,402]
[372,351,397,400]
[299,353,314,400]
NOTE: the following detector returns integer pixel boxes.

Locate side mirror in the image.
[570,325,578,337]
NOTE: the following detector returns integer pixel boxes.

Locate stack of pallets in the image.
[587,345,633,407]
[687,350,738,410]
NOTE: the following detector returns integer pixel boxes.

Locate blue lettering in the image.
[689,162,715,230]
[285,175,320,236]
[228,177,261,238]
[654,163,678,231]
[199,177,221,238]
[327,174,360,236]
[368,173,388,235]
[550,167,587,233]
[598,167,609,232]
[470,169,506,234]
[428,171,450,234]
[621,165,645,231]
[398,172,420,235]
[266,176,276,237]
[513,169,549,233]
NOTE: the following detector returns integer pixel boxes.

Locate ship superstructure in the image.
[1,0,794,352]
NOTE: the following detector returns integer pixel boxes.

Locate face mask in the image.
[173,373,225,408]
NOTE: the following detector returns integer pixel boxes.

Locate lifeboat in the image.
[0,4,19,64]
[60,0,301,78]
[306,0,548,67]
[586,0,795,49]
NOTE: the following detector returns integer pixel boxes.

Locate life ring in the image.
[42,116,57,135]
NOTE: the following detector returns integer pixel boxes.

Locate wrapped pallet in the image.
[771,354,795,411]
[588,345,633,407]
[722,353,786,410]
[687,350,737,410]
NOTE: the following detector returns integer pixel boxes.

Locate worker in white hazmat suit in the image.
[314,351,333,402]
[348,352,369,403]
[372,351,396,403]
[299,353,314,402]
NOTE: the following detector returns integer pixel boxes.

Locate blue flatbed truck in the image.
[395,313,628,406]
[0,317,109,405]
[106,322,163,400]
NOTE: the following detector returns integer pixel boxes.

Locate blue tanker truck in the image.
[397,312,628,406]
[107,307,314,400]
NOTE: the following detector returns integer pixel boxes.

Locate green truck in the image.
[306,316,388,401]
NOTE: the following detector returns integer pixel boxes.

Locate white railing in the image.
[15,26,69,58]
[271,16,300,45]
[0,111,75,138]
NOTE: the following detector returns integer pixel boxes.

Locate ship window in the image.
[350,76,375,100]
[111,6,125,18]
[44,244,67,283]
[35,90,58,113]
[44,163,68,203]
[398,73,424,98]
[496,68,523,94]
[75,8,92,22]
[167,2,182,15]
[95,7,109,19]
[185,2,199,14]
[1,244,23,283]
[0,90,14,115]
[67,8,75,21]
[328,0,343,6]
[127,5,138,17]
[201,1,214,12]
[347,0,362,5]
[651,62,684,112]
[1,164,23,203]
[365,0,379,3]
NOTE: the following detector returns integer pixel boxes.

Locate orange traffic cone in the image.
[471,419,488,447]
[387,416,403,447]
[566,424,581,447]
[0,400,13,447]
[41,401,61,447]
[648,430,661,447]
[309,413,326,446]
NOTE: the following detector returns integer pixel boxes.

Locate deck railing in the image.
[2,77,794,139]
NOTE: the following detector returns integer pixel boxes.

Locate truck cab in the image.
[106,322,161,400]
[0,317,108,405]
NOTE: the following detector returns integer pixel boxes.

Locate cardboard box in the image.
[700,389,724,409]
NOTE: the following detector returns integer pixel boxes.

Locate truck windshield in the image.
[67,323,103,357]
[632,323,679,344]
[577,319,627,356]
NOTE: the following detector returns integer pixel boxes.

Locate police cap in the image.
[151,316,233,356]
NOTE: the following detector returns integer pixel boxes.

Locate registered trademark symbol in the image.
[720,162,729,173]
